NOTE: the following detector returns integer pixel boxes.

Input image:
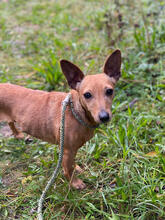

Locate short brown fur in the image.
[0,50,121,189]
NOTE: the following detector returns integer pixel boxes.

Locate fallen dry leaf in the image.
[145,151,158,157]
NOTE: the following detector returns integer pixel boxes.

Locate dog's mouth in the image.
[93,116,111,125]
[98,118,111,125]
[81,103,111,126]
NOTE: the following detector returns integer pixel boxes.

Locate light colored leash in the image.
[37,93,71,220]
[37,93,98,220]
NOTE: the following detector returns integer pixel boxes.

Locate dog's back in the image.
[0,83,67,143]
[0,83,45,122]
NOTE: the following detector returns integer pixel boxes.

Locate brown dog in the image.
[0,50,121,189]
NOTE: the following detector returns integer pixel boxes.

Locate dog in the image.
[0,49,121,189]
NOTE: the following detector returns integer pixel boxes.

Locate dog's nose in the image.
[99,110,110,123]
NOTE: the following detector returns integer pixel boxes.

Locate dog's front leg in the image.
[8,122,24,139]
[62,147,86,190]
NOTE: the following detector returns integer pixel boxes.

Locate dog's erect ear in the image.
[103,50,121,82]
[60,60,84,89]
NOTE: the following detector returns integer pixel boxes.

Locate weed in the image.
[34,51,64,91]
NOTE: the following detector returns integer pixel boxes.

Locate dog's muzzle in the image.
[99,110,110,123]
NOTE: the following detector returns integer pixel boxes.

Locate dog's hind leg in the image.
[8,122,24,139]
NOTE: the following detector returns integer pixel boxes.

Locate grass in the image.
[0,0,165,219]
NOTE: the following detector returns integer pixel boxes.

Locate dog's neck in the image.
[70,90,98,128]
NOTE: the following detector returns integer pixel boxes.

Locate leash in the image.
[37,93,98,219]
[37,93,71,220]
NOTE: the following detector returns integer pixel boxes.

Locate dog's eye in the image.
[84,92,92,99]
[106,88,113,96]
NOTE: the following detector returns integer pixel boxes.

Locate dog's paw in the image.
[15,132,24,139]
[71,178,86,190]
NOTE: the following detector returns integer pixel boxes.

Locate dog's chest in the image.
[63,120,94,149]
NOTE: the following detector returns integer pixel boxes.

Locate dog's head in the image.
[60,50,121,124]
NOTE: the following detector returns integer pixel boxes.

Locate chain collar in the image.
[66,94,99,129]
